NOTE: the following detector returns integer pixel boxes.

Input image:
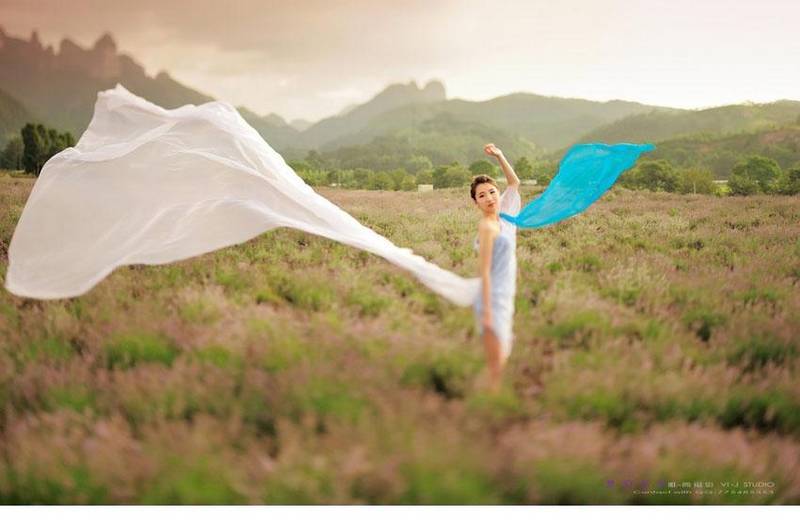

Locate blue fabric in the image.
[499,142,655,228]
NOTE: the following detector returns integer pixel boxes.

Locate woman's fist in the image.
[484,143,503,158]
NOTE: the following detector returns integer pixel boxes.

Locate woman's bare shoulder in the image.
[478,218,500,236]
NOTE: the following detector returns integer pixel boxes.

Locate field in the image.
[1,171,799,504]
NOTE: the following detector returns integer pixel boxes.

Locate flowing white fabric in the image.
[4,84,481,305]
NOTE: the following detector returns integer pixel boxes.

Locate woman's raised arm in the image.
[484,143,520,189]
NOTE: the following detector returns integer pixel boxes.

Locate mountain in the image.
[575,100,800,146]
[637,123,800,176]
[0,25,296,146]
[313,93,676,154]
[0,87,38,142]
[289,119,313,132]
[6,26,798,169]
[294,80,447,150]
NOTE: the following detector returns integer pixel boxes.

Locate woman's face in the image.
[473,183,499,214]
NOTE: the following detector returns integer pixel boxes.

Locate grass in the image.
[1,172,799,503]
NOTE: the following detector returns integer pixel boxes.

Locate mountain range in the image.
[1,26,799,166]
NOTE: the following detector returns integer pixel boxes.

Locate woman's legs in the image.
[482,326,505,391]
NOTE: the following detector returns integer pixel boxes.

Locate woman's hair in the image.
[470,174,497,201]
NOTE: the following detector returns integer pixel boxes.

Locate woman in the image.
[471,143,522,392]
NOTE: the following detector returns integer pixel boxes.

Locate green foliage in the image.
[514,156,533,180]
[540,310,609,349]
[432,162,470,189]
[531,159,557,185]
[2,177,799,504]
[625,159,679,191]
[728,172,760,195]
[20,122,75,176]
[398,461,503,504]
[366,171,394,190]
[0,136,23,170]
[345,285,391,317]
[681,307,727,342]
[103,332,180,369]
[44,386,96,413]
[140,457,247,504]
[19,334,75,363]
[726,334,799,372]
[287,378,369,424]
[400,350,483,399]
[191,345,240,369]
[270,271,336,311]
[719,389,800,435]
[773,165,800,195]
[0,466,109,504]
[676,166,718,194]
[732,155,782,192]
[468,159,496,177]
[532,460,620,504]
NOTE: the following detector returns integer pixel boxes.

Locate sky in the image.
[2,0,799,123]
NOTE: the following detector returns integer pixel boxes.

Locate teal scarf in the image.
[500,142,655,228]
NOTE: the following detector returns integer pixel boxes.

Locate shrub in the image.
[103,332,180,369]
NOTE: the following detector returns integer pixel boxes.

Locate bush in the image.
[103,332,180,369]
[731,155,782,193]
[676,166,718,194]
[728,172,761,196]
[772,165,800,195]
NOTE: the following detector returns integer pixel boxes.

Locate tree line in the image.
[1,123,75,176]
[2,122,798,196]
[619,156,800,196]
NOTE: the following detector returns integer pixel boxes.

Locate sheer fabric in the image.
[500,142,655,228]
[4,84,480,304]
[4,84,653,307]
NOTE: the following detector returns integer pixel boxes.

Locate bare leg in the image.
[482,327,504,392]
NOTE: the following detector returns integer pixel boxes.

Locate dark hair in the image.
[470,174,497,201]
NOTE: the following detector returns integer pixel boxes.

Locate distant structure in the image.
[417,184,433,192]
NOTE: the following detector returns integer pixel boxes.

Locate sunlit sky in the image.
[3,0,799,123]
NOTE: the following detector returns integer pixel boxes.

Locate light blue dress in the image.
[472,186,521,360]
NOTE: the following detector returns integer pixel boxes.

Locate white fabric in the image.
[4,84,481,305]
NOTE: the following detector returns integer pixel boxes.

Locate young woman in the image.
[471,143,522,392]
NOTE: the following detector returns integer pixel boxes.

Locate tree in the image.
[468,159,496,177]
[352,168,373,188]
[398,173,417,191]
[433,162,469,189]
[20,123,75,176]
[773,165,800,195]
[21,123,45,175]
[731,155,782,193]
[305,149,325,170]
[677,166,717,194]
[416,167,433,185]
[326,169,342,186]
[531,159,557,186]
[727,172,760,196]
[631,159,678,192]
[1,136,24,170]
[405,154,433,175]
[366,171,393,190]
[514,156,533,180]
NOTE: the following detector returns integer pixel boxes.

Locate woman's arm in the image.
[478,221,496,326]
[484,143,521,188]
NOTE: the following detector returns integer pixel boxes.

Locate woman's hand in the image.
[484,143,503,158]
[481,310,493,330]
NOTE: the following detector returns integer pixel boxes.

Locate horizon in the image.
[2,0,798,123]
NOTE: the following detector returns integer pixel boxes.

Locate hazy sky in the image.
[3,0,799,122]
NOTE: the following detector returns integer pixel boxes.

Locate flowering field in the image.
[1,172,799,504]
